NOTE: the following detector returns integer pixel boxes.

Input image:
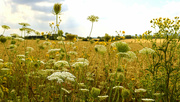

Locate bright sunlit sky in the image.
[1,0,180,37]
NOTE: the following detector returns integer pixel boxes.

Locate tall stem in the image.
[56,14,59,33]
[89,22,94,39]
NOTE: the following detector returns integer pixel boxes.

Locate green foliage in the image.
[104,33,111,41]
[58,30,64,36]
[91,87,101,98]
[66,33,77,41]
[0,36,7,43]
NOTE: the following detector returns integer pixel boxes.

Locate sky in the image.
[1,0,180,37]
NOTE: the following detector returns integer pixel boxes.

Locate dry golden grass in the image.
[0,39,152,85]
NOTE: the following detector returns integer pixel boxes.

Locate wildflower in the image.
[47,49,61,53]
[79,89,89,92]
[91,87,101,98]
[153,92,164,96]
[73,46,78,50]
[0,59,3,62]
[54,60,69,68]
[123,51,137,61]
[72,62,89,68]
[43,41,52,45]
[113,86,124,89]
[98,95,108,101]
[14,37,24,41]
[47,71,76,83]
[78,83,86,87]
[57,36,65,41]
[1,68,10,71]
[41,32,44,35]
[58,41,65,45]
[67,42,75,45]
[122,31,125,34]
[77,58,89,65]
[135,88,147,93]
[111,41,130,52]
[9,44,17,49]
[139,47,155,54]
[94,45,107,54]
[68,51,78,55]
[26,47,34,52]
[141,98,155,102]
[17,55,25,59]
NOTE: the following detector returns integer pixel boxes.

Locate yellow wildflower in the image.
[52,22,54,25]
[46,54,49,57]
[122,31,125,34]
[113,38,115,40]
[41,32,44,36]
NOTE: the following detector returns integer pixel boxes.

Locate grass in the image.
[0,38,179,102]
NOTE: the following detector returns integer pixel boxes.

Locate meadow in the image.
[0,35,179,102]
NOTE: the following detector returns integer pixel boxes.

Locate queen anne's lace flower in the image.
[54,60,69,68]
[77,58,89,65]
[67,42,75,45]
[47,49,61,53]
[26,47,34,52]
[139,47,155,54]
[14,38,24,41]
[43,41,52,45]
[111,41,130,52]
[0,59,3,62]
[47,71,76,83]
[72,62,89,68]
[135,88,147,93]
[68,51,78,55]
[141,98,155,101]
[94,45,107,54]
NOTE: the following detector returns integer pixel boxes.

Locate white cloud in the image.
[1,0,180,37]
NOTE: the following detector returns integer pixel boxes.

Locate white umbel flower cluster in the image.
[57,36,65,41]
[47,48,61,53]
[141,98,155,101]
[72,62,89,68]
[135,88,147,93]
[43,41,52,45]
[67,42,75,45]
[54,60,69,68]
[14,37,24,42]
[94,45,107,54]
[68,51,78,55]
[47,71,76,83]
[26,47,34,52]
[139,47,155,54]
[111,41,130,52]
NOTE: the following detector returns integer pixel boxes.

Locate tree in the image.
[52,3,62,32]
[87,15,99,39]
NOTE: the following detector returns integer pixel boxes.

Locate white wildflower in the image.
[123,51,137,61]
[113,86,124,89]
[17,55,25,58]
[54,60,69,68]
[9,44,17,49]
[153,93,164,96]
[67,42,75,45]
[139,47,155,54]
[14,37,24,41]
[26,47,34,52]
[58,41,65,45]
[135,88,147,93]
[79,89,89,92]
[77,58,89,65]
[43,41,52,45]
[94,45,107,54]
[57,36,65,41]
[78,83,86,87]
[0,59,3,62]
[72,62,89,68]
[47,71,76,83]
[68,51,78,55]
[141,98,155,101]
[98,95,108,101]
[47,49,61,53]
[1,68,10,71]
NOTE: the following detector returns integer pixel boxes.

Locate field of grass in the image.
[0,37,179,102]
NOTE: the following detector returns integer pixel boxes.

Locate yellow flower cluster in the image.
[1,85,9,92]
[95,41,107,46]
